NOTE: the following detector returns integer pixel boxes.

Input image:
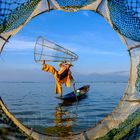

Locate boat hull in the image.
[56,85,90,101]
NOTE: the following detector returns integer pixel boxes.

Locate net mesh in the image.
[54,0,96,10]
[136,60,140,94]
[0,110,28,140]
[0,0,41,33]
[1,0,140,140]
[0,104,32,139]
[108,0,140,42]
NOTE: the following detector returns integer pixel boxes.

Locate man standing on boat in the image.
[41,60,75,97]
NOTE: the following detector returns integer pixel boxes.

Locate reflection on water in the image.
[0,82,127,138]
[45,104,77,136]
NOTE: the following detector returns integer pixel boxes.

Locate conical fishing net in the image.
[1,0,140,140]
[34,36,78,63]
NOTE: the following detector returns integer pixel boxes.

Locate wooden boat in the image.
[56,85,90,101]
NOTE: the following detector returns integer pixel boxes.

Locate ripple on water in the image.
[0,82,126,136]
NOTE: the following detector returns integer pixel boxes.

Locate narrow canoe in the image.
[57,85,90,101]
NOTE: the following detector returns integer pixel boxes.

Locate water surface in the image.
[0,81,126,137]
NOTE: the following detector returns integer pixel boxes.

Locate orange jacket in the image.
[42,64,73,96]
[58,64,73,87]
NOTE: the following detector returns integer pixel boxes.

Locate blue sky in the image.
[0,10,129,81]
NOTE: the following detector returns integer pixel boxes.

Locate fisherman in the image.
[41,60,75,97]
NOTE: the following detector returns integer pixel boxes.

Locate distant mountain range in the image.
[73,71,129,83]
[0,69,129,83]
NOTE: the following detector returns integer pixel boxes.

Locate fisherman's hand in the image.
[40,60,45,65]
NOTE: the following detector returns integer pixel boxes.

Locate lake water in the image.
[1,81,136,138]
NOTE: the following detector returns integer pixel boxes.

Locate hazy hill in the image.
[0,69,129,83]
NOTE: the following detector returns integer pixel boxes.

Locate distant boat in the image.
[56,85,90,102]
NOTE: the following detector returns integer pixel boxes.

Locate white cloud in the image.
[82,11,89,17]
[5,38,35,51]
[4,37,124,58]
[59,42,124,56]
[89,50,124,56]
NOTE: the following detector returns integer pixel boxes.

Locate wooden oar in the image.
[72,82,79,118]
[72,81,78,102]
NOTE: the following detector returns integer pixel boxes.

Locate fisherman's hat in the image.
[67,62,73,66]
[58,62,62,66]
